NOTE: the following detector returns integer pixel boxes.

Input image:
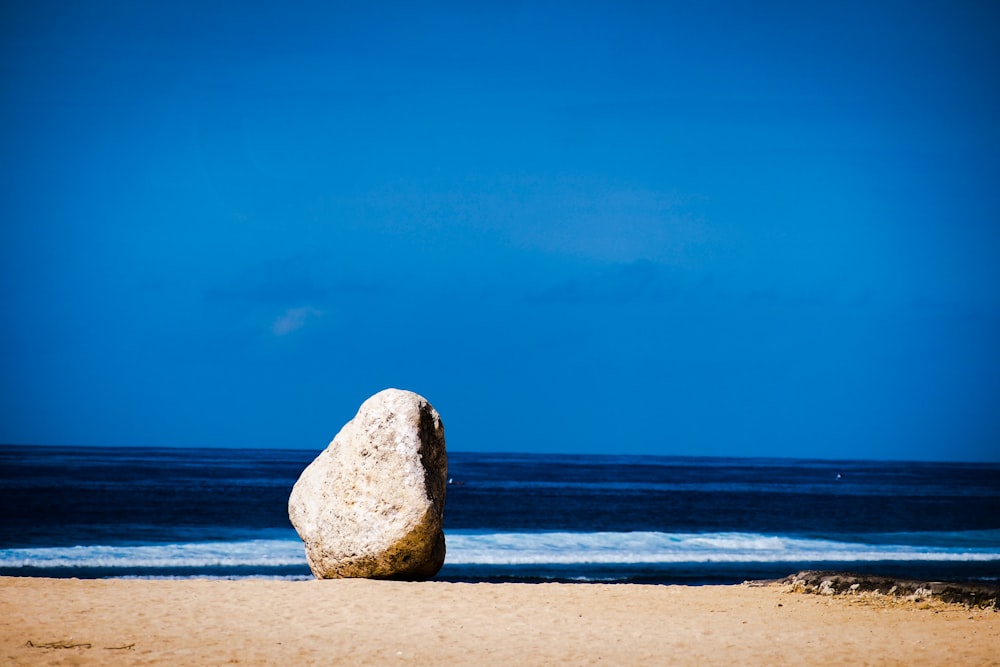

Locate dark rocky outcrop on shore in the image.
[763,570,999,610]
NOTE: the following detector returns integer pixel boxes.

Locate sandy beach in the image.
[2,577,997,666]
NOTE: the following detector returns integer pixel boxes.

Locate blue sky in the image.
[2,1,998,461]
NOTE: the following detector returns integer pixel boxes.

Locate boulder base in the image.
[288,388,447,579]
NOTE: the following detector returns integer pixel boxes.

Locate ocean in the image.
[1,445,999,584]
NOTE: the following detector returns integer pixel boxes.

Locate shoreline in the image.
[3,576,997,666]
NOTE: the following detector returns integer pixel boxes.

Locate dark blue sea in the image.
[2,445,999,584]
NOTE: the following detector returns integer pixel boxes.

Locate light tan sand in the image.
[2,576,997,666]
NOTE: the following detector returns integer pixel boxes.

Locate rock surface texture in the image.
[288,389,447,580]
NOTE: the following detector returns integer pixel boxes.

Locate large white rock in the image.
[288,389,447,579]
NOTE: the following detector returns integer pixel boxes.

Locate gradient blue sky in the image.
[2,1,998,461]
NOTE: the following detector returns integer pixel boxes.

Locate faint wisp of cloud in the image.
[272,306,322,335]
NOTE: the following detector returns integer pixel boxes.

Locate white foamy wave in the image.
[2,532,998,571]
[0,540,306,569]
[113,574,314,581]
[444,531,1000,565]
